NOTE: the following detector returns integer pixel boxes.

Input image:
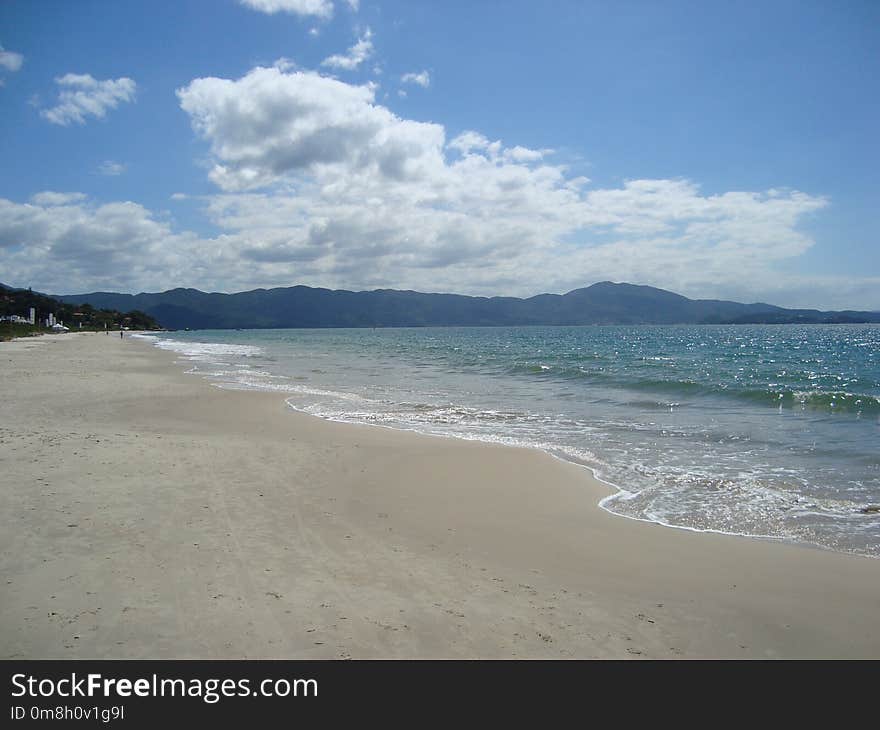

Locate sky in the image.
[0,0,878,309]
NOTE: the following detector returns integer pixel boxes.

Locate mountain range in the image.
[42,281,880,330]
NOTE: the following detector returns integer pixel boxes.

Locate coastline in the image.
[148,325,880,558]
[1,332,879,658]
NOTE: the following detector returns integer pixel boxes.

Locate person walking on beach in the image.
[120,330,123,339]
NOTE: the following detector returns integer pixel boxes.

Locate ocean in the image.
[135,324,880,557]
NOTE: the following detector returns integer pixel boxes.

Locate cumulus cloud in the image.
[0,44,24,72]
[166,63,846,304]
[98,160,126,176]
[321,28,373,70]
[401,70,430,88]
[29,192,88,206]
[0,186,857,308]
[449,130,500,157]
[177,65,443,191]
[503,145,552,163]
[239,0,333,18]
[0,195,217,293]
[40,73,136,125]
[2,64,870,309]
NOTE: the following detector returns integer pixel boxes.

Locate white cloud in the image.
[40,73,136,126]
[503,145,551,163]
[98,160,126,176]
[0,184,868,309]
[177,65,443,191]
[29,192,88,207]
[239,0,333,18]
[449,130,501,157]
[321,28,373,70]
[167,64,848,304]
[401,70,430,88]
[0,195,214,293]
[345,0,359,10]
[0,45,24,72]
[2,64,871,310]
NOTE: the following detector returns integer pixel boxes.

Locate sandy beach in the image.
[1,332,878,659]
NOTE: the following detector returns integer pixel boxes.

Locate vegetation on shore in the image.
[0,283,161,341]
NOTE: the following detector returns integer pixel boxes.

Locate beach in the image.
[1,332,879,659]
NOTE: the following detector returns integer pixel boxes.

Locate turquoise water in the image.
[138,324,880,556]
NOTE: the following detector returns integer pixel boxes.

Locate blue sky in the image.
[0,0,877,308]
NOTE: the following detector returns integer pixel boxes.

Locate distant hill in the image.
[0,282,161,332]
[49,281,880,330]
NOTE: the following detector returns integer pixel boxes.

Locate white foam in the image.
[148,337,264,362]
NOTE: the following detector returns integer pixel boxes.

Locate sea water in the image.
[135,324,880,556]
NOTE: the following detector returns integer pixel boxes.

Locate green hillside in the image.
[0,283,161,341]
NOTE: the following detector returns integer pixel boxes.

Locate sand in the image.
[1,332,878,659]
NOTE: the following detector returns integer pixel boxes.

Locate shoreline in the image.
[2,332,879,658]
[283,394,818,556]
[156,332,874,560]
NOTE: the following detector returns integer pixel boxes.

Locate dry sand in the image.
[1,332,878,658]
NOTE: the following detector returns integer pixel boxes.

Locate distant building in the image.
[1,306,38,325]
